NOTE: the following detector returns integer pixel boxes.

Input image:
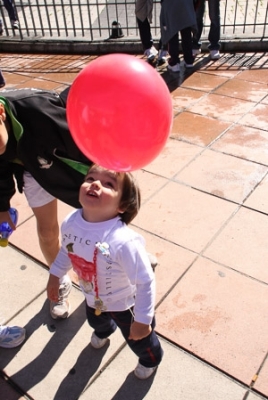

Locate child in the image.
[47,164,163,379]
[160,0,197,71]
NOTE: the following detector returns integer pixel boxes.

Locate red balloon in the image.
[67,54,173,171]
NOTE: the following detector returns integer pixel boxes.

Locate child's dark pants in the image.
[86,303,163,368]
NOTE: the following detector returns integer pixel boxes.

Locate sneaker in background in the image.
[0,325,26,348]
[50,275,72,319]
[167,63,180,72]
[157,49,169,65]
[0,70,6,88]
[192,48,201,57]
[134,362,157,379]
[11,20,19,29]
[90,332,108,349]
[184,62,194,68]
[144,46,158,62]
[210,50,220,60]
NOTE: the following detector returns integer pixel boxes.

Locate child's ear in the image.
[0,103,6,123]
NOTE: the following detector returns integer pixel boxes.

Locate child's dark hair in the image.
[119,172,141,225]
[87,164,141,225]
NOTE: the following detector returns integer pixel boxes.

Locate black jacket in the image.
[0,88,91,211]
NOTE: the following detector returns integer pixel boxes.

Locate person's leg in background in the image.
[180,26,194,67]
[167,32,180,72]
[136,17,157,61]
[207,0,221,59]
[192,0,205,56]
[2,0,19,29]
[157,0,169,65]
[135,0,158,61]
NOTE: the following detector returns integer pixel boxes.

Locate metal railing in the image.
[0,0,267,50]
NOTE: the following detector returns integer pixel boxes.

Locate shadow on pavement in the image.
[4,300,88,396]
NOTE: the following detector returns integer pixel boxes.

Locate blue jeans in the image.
[86,303,163,368]
[193,0,220,51]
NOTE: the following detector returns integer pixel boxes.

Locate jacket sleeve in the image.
[0,159,16,211]
[118,237,155,325]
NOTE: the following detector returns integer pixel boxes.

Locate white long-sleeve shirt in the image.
[50,210,155,325]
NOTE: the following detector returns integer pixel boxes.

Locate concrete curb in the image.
[0,38,267,55]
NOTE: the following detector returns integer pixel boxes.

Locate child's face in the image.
[0,103,8,155]
[79,165,124,222]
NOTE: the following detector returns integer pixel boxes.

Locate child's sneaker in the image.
[134,362,157,379]
[90,332,108,349]
[50,275,72,319]
[144,46,158,61]
[157,49,169,65]
[210,50,220,60]
[0,325,26,348]
[168,63,180,72]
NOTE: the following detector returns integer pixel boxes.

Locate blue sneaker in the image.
[0,325,26,348]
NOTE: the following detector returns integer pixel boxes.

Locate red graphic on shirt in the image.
[67,243,94,282]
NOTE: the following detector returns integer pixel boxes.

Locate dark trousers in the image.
[168,27,194,65]
[1,0,18,22]
[137,17,153,51]
[86,303,163,368]
[193,0,220,50]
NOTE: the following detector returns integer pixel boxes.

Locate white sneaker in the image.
[134,362,157,379]
[210,50,220,60]
[50,275,72,319]
[168,63,180,72]
[158,49,169,65]
[11,20,19,29]
[192,48,201,57]
[90,332,108,349]
[144,46,158,61]
[0,325,26,348]
[184,62,194,68]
